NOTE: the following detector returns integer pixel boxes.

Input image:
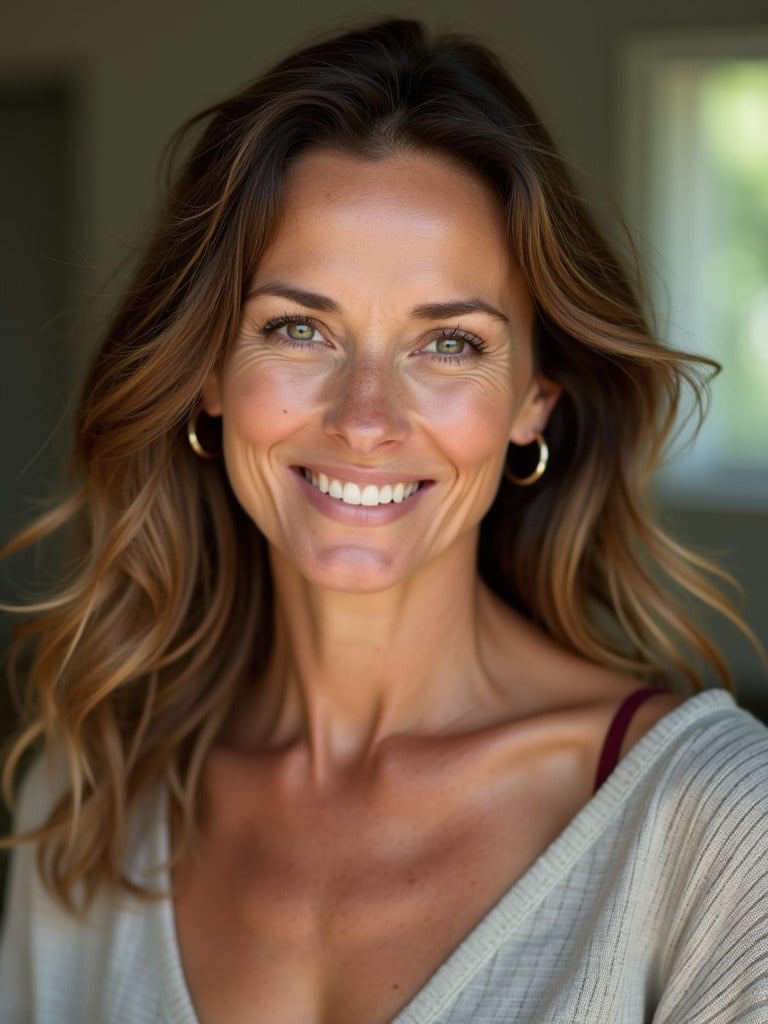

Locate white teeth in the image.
[304,470,421,507]
[342,482,362,505]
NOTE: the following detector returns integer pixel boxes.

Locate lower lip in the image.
[293,469,430,524]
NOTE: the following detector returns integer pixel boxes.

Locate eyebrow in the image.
[246,282,510,324]
[247,282,340,313]
[410,300,509,324]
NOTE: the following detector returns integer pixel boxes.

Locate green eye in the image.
[286,322,316,341]
[434,336,466,355]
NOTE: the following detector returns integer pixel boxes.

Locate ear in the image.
[201,374,223,417]
[509,374,562,445]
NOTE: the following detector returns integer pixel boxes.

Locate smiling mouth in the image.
[302,469,422,507]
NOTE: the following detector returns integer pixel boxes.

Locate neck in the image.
[224,535,518,778]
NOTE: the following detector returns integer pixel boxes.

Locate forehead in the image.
[280,147,504,226]
[254,149,521,310]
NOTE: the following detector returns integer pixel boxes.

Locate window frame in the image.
[616,30,768,509]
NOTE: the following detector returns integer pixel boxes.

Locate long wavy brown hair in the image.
[1,18,751,909]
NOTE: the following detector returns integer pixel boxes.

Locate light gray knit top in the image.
[2,690,768,1023]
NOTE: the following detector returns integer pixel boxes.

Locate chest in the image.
[173,741,591,1024]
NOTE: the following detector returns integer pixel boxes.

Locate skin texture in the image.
[203,149,554,600]
[175,150,681,1024]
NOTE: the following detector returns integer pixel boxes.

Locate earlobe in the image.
[201,375,223,417]
[508,375,562,445]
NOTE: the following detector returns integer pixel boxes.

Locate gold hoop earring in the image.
[187,406,221,460]
[504,430,549,486]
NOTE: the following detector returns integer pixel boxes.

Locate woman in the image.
[1,18,767,1024]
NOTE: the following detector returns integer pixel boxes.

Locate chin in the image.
[299,545,406,595]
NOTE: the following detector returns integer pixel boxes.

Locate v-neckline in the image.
[154,689,735,1024]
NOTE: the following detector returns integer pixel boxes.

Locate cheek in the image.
[222,358,324,444]
[414,375,518,465]
[217,360,326,528]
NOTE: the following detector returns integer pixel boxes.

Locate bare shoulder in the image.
[477,588,690,766]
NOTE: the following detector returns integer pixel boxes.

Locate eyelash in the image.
[427,327,488,364]
[259,314,326,348]
[258,314,488,362]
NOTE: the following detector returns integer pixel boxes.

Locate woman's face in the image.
[203,149,559,593]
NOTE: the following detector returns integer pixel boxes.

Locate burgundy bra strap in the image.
[594,687,667,793]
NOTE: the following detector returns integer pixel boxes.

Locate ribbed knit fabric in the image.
[2,690,768,1023]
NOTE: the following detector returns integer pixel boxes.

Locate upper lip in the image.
[294,463,429,487]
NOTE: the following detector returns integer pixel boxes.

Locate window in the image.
[619,34,768,506]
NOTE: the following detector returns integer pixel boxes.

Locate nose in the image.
[322,349,409,453]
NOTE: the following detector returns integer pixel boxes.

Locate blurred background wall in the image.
[1,0,766,753]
